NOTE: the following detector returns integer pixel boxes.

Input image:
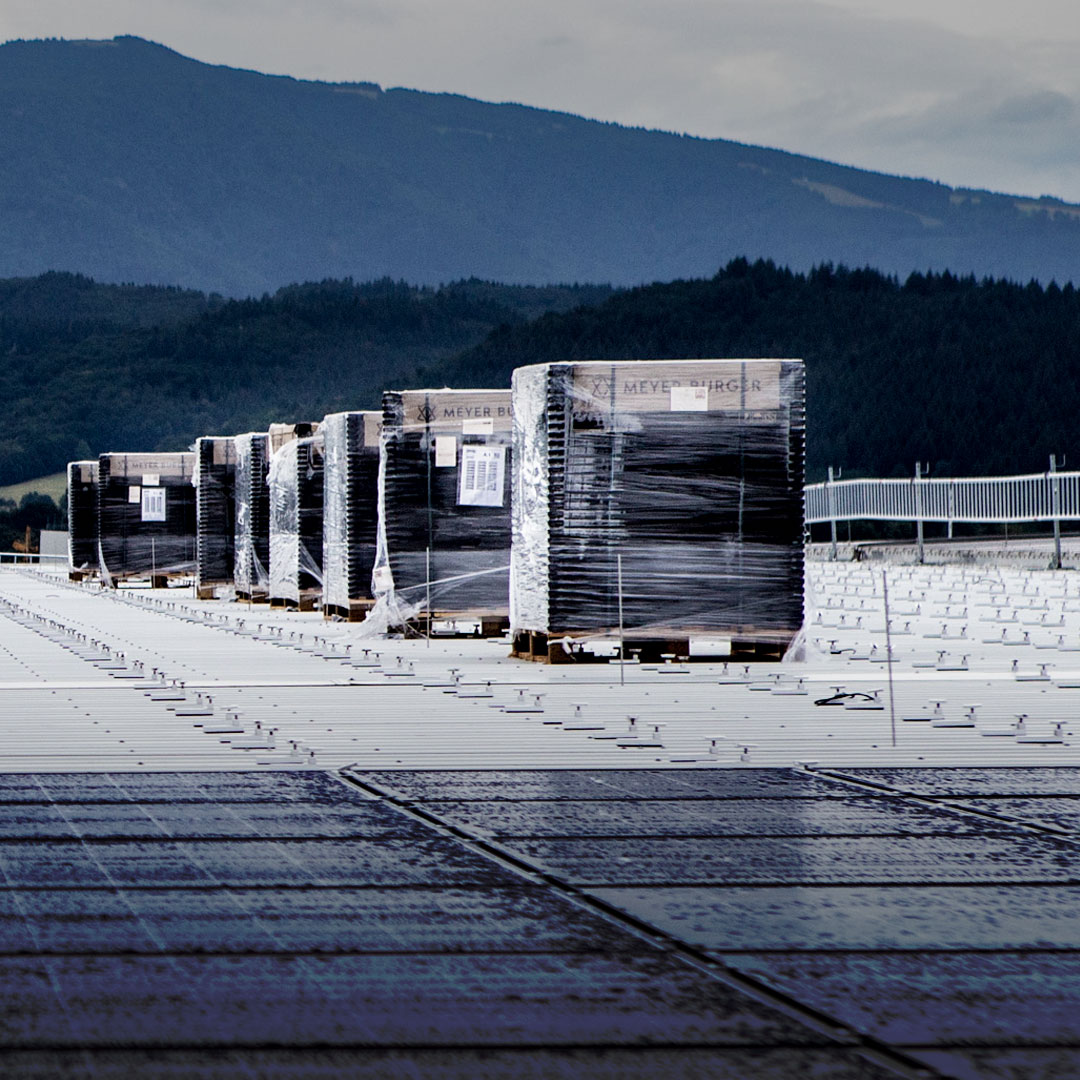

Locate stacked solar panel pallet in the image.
[233,433,272,601]
[96,452,197,585]
[322,411,381,621]
[510,359,805,663]
[66,460,99,578]
[194,437,237,599]
[377,389,513,629]
[268,424,324,610]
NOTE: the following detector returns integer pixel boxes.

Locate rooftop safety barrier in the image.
[805,458,1076,565]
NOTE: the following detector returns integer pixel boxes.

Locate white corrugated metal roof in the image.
[4,558,1080,771]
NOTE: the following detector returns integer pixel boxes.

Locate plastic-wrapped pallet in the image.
[97,452,197,584]
[510,359,805,661]
[373,388,512,625]
[233,433,271,598]
[322,411,381,619]
[67,460,99,573]
[268,424,324,607]
[194,436,237,597]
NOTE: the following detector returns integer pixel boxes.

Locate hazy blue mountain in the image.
[3,35,1080,295]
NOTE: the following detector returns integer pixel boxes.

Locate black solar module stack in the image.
[194,436,237,596]
[268,424,324,607]
[233,432,271,598]
[96,452,196,583]
[66,460,98,573]
[510,360,805,660]
[375,389,512,620]
[322,411,381,618]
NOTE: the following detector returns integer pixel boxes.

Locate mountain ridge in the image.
[2,35,1079,294]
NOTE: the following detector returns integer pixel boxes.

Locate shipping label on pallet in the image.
[141,487,166,522]
[435,436,457,467]
[458,445,506,507]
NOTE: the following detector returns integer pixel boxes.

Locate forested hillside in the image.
[4,36,1080,293]
[3,262,1076,491]
[0,272,610,486]
[436,259,1079,480]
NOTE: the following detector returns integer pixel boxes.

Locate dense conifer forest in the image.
[441,259,1079,481]
[0,272,609,487]
[1,262,1075,518]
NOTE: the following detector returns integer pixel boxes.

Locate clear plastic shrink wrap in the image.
[96,452,197,583]
[510,359,805,652]
[67,460,99,572]
[322,411,381,612]
[194,436,237,592]
[233,432,271,596]
[372,389,513,618]
[268,424,324,605]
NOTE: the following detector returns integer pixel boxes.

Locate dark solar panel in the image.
[0,769,911,1080]
[10,765,1080,1077]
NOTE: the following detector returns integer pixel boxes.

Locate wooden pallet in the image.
[236,589,270,604]
[511,627,796,665]
[398,611,510,639]
[269,590,320,613]
[323,599,375,622]
[105,571,190,589]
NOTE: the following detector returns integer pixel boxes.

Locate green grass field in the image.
[0,472,67,506]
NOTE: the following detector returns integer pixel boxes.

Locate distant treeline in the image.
[0,494,65,553]
[1,262,1077,491]
[0,272,610,486]
[437,258,1080,480]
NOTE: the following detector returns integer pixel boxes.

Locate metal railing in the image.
[805,458,1076,566]
[0,552,67,566]
[806,471,1080,525]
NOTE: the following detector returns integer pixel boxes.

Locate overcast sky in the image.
[5,0,1079,200]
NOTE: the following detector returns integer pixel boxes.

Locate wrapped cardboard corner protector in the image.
[194,436,237,592]
[373,388,512,617]
[67,460,99,572]
[322,411,381,612]
[97,452,197,582]
[510,359,805,646]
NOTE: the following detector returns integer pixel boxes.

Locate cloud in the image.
[615,0,1080,197]
[990,90,1075,126]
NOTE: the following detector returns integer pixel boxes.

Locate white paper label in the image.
[372,564,394,594]
[458,445,505,507]
[462,418,494,435]
[434,436,457,467]
[670,386,709,411]
[688,637,732,657]
[142,473,160,486]
[141,487,166,522]
[128,486,141,504]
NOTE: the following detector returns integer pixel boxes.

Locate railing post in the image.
[1051,455,1062,570]
[947,482,954,540]
[827,466,838,561]
[915,462,925,564]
